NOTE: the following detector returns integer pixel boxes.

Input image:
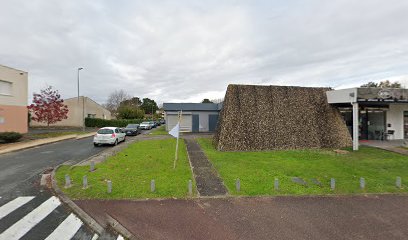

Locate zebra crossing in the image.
[0,195,124,240]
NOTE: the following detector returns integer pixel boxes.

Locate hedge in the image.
[0,132,23,143]
[85,118,144,128]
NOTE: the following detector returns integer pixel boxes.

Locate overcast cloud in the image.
[1,0,408,104]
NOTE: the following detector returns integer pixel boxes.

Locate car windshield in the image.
[141,122,150,124]
[126,124,139,128]
[97,129,114,134]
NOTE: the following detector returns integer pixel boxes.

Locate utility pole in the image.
[77,67,84,131]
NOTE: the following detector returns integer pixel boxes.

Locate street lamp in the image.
[77,67,85,131]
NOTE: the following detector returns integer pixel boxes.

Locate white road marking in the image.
[44,213,83,240]
[91,233,99,240]
[0,196,61,240]
[117,235,124,240]
[0,196,35,220]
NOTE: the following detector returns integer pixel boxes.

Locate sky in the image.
[1,0,408,105]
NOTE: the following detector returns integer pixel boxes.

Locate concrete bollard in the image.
[396,177,402,188]
[236,178,240,192]
[107,180,112,193]
[64,174,71,188]
[330,178,335,190]
[274,178,279,191]
[90,161,95,172]
[151,180,155,192]
[83,176,88,189]
[360,177,365,190]
[188,180,192,196]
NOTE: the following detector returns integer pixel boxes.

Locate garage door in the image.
[166,114,192,132]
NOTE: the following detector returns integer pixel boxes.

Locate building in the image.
[163,103,222,132]
[165,85,408,151]
[214,85,352,151]
[327,87,408,150]
[31,96,111,127]
[0,65,28,133]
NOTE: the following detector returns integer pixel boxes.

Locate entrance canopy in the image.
[327,87,408,151]
[327,87,408,105]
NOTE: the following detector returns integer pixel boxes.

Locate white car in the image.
[93,127,126,146]
[139,121,152,130]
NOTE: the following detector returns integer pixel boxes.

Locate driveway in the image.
[76,195,408,240]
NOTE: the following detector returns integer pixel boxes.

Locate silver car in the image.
[93,127,126,146]
[139,121,152,130]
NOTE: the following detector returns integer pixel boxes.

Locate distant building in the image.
[163,103,222,132]
[0,65,28,133]
[31,96,111,127]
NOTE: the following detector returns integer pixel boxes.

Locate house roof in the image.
[163,103,222,111]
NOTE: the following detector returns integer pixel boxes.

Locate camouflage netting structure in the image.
[214,84,352,151]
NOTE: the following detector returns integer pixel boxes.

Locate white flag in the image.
[169,123,180,138]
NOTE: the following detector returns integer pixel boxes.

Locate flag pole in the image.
[173,110,182,169]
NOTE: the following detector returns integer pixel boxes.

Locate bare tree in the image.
[104,90,131,118]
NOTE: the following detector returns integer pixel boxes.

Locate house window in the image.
[87,114,96,118]
[0,80,12,95]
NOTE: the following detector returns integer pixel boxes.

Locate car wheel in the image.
[93,143,98,147]
[123,136,126,142]
[113,139,118,146]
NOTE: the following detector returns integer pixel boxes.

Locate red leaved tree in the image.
[28,86,69,126]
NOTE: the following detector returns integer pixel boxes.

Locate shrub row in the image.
[0,132,23,143]
[85,118,144,128]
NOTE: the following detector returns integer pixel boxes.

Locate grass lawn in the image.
[150,125,168,135]
[56,138,195,199]
[198,138,408,196]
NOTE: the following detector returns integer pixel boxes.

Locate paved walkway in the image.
[185,139,227,196]
[76,195,408,240]
[361,140,408,156]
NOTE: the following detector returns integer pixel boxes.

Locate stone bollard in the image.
[64,174,71,188]
[188,180,192,196]
[83,176,88,189]
[90,161,95,172]
[396,177,402,189]
[360,177,365,190]
[107,180,112,193]
[274,178,279,191]
[151,180,155,192]
[236,179,240,192]
[330,178,335,190]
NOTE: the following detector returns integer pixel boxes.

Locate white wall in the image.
[386,104,408,139]
[326,88,357,104]
[165,111,219,132]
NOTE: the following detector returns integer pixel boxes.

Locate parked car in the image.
[140,121,152,130]
[123,124,141,136]
[159,119,165,124]
[93,127,126,146]
[149,121,156,128]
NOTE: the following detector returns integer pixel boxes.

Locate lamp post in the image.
[77,67,84,131]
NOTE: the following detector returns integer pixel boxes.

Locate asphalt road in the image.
[0,136,106,196]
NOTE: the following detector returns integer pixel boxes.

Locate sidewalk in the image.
[185,138,227,196]
[360,140,408,156]
[0,132,96,155]
[75,195,408,240]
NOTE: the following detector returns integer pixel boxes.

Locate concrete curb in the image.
[0,132,96,155]
[50,165,105,235]
[106,214,139,240]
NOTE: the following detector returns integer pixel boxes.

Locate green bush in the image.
[0,132,23,143]
[85,118,144,128]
